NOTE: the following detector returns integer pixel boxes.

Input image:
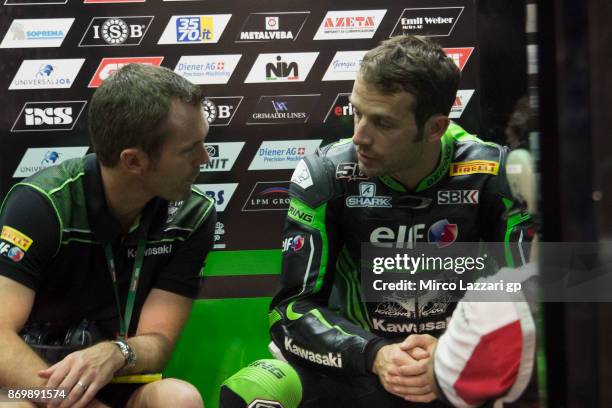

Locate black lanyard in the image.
[103,237,146,340]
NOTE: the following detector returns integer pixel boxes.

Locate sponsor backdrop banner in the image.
[0,0,479,252]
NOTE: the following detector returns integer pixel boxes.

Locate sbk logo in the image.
[88,56,163,88]
[11,101,87,132]
[437,190,479,204]
[79,16,153,47]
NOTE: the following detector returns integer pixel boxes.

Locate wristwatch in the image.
[111,340,136,369]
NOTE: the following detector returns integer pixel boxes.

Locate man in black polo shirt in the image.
[0,64,216,407]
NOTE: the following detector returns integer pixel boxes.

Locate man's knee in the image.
[220,359,302,408]
[127,378,203,408]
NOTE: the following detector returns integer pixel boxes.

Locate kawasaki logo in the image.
[284,337,343,368]
[127,244,172,258]
[371,317,450,333]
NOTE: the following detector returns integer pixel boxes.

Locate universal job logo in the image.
[158,15,231,44]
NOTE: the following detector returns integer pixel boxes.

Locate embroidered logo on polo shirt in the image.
[127,244,173,258]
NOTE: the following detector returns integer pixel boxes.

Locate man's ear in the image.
[424,115,450,142]
[119,148,149,175]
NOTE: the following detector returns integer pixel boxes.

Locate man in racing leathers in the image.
[220,35,531,407]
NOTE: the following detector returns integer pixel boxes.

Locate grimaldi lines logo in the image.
[390,7,464,37]
[158,15,231,44]
[247,94,319,125]
[88,56,163,88]
[79,16,153,46]
[244,52,319,83]
[9,59,85,90]
[242,181,291,212]
[11,101,87,132]
[0,18,74,48]
[236,12,309,42]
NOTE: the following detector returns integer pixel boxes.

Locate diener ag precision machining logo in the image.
[242,181,290,212]
[314,10,387,40]
[158,15,231,44]
[79,16,153,46]
[248,139,322,170]
[88,56,163,88]
[1,18,74,48]
[244,52,319,83]
[390,7,464,37]
[11,101,87,132]
[236,12,309,42]
[174,55,241,85]
[247,94,319,125]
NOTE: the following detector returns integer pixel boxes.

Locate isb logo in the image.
[79,16,153,46]
[11,101,87,132]
[202,96,243,126]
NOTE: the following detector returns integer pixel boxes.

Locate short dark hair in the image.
[88,63,204,167]
[359,35,460,130]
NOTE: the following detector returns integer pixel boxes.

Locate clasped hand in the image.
[372,334,438,403]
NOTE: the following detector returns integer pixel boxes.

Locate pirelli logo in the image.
[1,226,33,251]
[450,160,499,176]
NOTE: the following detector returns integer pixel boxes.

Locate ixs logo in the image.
[390,7,464,37]
[88,57,163,88]
[247,94,319,125]
[322,51,366,81]
[248,139,322,170]
[84,0,145,3]
[174,55,241,85]
[1,18,74,48]
[4,0,67,4]
[236,12,309,42]
[244,52,318,83]
[158,15,231,44]
[12,101,87,132]
[437,190,479,205]
[202,97,243,126]
[449,90,475,119]
[9,59,85,90]
[284,337,343,368]
[443,47,474,72]
[335,162,367,181]
[242,182,290,212]
[201,142,245,172]
[346,182,392,208]
[313,9,387,40]
[13,147,89,178]
[193,183,238,212]
[282,235,305,252]
[324,93,354,124]
[79,17,153,47]
[450,160,499,176]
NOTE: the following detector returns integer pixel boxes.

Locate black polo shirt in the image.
[0,154,216,339]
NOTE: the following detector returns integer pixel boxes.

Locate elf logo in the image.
[370,224,425,248]
[437,190,479,204]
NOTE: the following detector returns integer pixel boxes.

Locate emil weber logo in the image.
[449,160,499,176]
[390,7,464,37]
